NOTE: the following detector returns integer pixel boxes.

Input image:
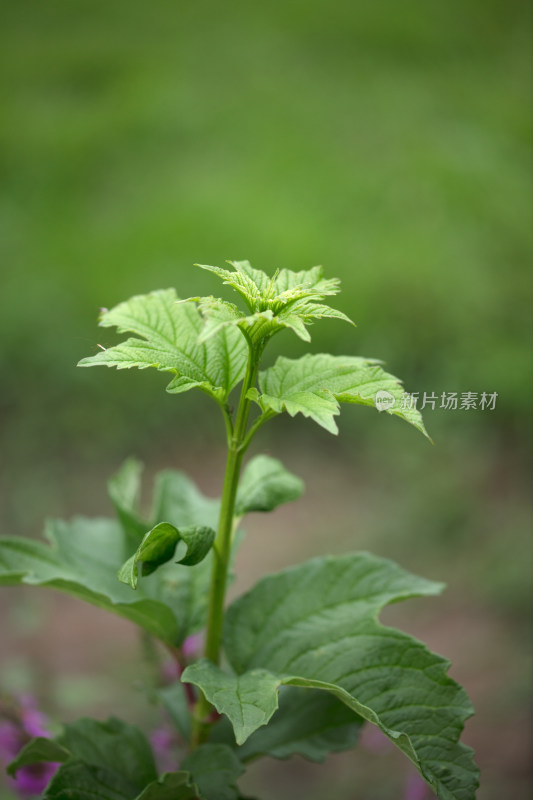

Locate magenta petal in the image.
[10,761,60,797]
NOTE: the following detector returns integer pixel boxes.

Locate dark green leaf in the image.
[181,744,244,800]
[209,686,362,763]
[135,772,199,800]
[235,455,304,515]
[118,523,215,589]
[223,553,478,800]
[7,738,70,777]
[43,759,134,800]
[156,682,192,742]
[235,687,362,763]
[58,717,157,789]
[12,717,159,800]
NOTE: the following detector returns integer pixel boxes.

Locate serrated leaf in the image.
[209,685,362,763]
[77,289,247,403]
[196,262,354,343]
[118,523,215,589]
[252,353,430,437]
[181,744,244,800]
[223,553,479,800]
[235,455,304,515]
[10,717,159,800]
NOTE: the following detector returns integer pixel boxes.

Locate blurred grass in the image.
[1,0,531,462]
[0,0,531,798]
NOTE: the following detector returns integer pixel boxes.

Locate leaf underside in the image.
[235,454,305,516]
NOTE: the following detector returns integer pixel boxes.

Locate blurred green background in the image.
[0,0,531,798]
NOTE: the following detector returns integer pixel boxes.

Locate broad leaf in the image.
[195,262,354,343]
[118,522,215,589]
[7,738,70,776]
[0,465,224,646]
[181,744,244,800]
[156,683,192,742]
[136,773,199,800]
[222,553,479,800]
[0,519,180,644]
[9,717,159,800]
[151,469,220,530]
[235,455,304,515]
[182,661,281,745]
[108,458,151,551]
[250,353,429,437]
[77,289,247,403]
[209,686,362,763]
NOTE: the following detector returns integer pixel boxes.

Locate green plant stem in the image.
[190,345,259,747]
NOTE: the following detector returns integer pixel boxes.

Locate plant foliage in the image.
[2,261,478,799]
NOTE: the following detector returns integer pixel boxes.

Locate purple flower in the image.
[182,634,202,661]
[404,770,435,800]
[150,726,177,774]
[0,696,60,798]
[359,724,394,754]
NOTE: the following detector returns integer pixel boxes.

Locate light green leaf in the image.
[77,289,247,403]
[235,455,304,515]
[108,458,151,551]
[182,661,281,746]
[252,353,430,437]
[181,744,244,800]
[196,262,354,343]
[118,523,215,589]
[223,552,479,800]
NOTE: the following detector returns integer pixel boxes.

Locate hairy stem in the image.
[190,345,260,746]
